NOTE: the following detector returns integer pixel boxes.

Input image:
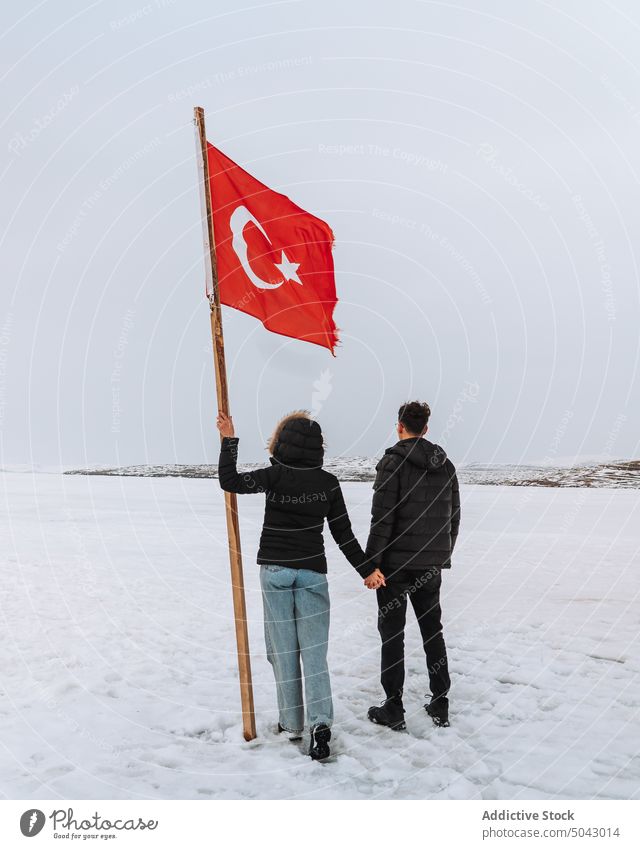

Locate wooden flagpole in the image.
[194,105,257,741]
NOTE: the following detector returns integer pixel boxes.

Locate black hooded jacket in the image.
[218,415,373,577]
[365,437,460,574]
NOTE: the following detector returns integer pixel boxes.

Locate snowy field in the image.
[1,471,639,800]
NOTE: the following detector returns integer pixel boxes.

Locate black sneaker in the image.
[277,723,303,742]
[367,695,406,731]
[308,724,331,760]
[425,699,450,728]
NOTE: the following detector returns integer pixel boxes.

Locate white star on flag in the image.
[275,252,303,285]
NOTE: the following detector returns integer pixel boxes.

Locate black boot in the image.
[308,724,331,760]
[425,698,449,727]
[368,695,406,731]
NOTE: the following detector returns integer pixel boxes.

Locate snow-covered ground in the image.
[1,472,639,800]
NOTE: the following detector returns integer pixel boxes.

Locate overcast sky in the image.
[1,0,639,468]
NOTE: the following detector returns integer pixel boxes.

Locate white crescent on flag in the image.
[229,205,303,290]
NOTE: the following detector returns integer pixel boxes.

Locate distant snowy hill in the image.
[62,458,640,488]
[461,460,640,488]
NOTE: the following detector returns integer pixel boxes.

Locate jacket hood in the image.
[268,411,324,468]
[384,437,447,470]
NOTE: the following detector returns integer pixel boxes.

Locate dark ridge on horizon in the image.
[63,459,640,488]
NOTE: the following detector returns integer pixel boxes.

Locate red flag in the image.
[207,143,338,354]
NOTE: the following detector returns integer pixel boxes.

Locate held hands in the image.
[216,411,235,438]
[364,568,386,590]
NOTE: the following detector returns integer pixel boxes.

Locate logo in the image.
[20,810,45,837]
[230,205,302,290]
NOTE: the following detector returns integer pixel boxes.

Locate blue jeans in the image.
[260,565,333,733]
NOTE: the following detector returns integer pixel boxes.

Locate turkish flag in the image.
[207,143,339,354]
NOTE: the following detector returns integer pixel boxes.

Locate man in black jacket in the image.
[365,401,460,729]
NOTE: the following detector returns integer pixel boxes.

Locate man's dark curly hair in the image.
[398,400,431,435]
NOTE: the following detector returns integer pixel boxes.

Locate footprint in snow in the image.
[103,672,122,683]
[43,764,75,780]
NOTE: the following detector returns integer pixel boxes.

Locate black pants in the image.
[376,568,450,709]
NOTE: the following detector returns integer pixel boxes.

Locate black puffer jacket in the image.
[365,437,460,574]
[218,415,374,577]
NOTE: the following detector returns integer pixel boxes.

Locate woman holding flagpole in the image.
[216,410,385,761]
